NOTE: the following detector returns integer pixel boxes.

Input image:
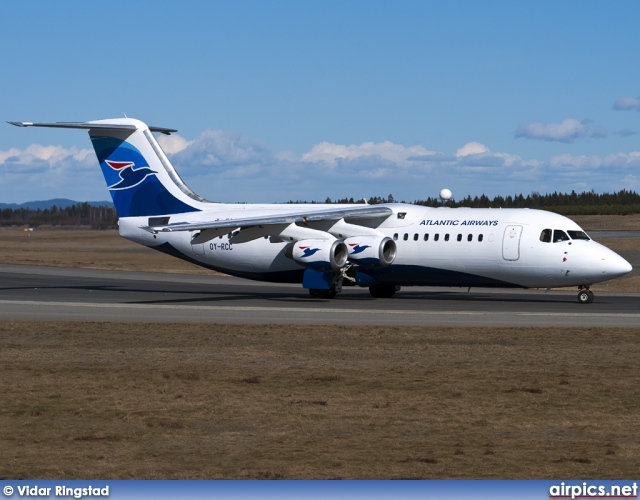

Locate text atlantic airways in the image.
[9,118,632,303]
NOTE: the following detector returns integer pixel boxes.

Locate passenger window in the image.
[478,234,483,242]
[553,230,570,243]
[567,230,590,241]
[444,234,450,241]
[424,234,429,241]
[434,234,440,241]
[414,233,419,241]
[457,234,462,242]
[540,229,552,243]
[467,234,473,242]
[403,233,408,241]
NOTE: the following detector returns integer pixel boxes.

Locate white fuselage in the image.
[119,203,632,289]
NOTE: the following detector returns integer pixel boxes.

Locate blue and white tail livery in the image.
[88,118,207,217]
[9,118,632,303]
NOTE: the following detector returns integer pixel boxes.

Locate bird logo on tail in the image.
[105,160,157,190]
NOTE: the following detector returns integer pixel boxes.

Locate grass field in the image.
[1,322,639,479]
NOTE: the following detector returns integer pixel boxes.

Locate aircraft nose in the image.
[608,253,633,278]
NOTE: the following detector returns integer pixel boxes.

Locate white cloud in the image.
[602,151,640,168]
[547,152,640,175]
[0,148,21,163]
[301,140,435,168]
[548,154,601,171]
[515,118,588,143]
[156,134,192,154]
[0,144,104,202]
[613,96,640,111]
[0,144,94,173]
[169,130,273,174]
[455,142,489,157]
[3,128,640,204]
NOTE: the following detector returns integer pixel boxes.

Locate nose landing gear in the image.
[577,287,594,304]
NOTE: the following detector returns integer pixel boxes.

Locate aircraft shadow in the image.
[0,280,617,308]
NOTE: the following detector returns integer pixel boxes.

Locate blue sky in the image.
[1,1,639,204]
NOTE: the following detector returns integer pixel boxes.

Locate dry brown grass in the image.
[1,321,639,479]
[0,228,222,275]
[570,214,640,231]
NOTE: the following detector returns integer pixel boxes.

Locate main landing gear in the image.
[308,272,400,300]
[308,265,356,299]
[577,286,595,304]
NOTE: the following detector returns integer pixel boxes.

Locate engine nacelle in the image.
[285,239,349,272]
[344,236,397,268]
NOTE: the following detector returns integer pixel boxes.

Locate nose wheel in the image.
[577,288,594,304]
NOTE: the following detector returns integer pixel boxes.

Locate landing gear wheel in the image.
[577,290,594,304]
[369,284,397,298]
[309,287,337,299]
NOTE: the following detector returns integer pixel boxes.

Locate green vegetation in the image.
[321,190,640,216]
[1,202,117,229]
[2,190,639,228]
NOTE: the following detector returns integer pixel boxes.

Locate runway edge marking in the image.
[1,299,640,319]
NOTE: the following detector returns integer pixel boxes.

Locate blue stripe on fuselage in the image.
[150,242,521,288]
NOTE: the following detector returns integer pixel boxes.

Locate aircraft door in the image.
[191,242,205,256]
[190,232,205,256]
[502,225,523,261]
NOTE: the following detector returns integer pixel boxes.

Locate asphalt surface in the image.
[1,264,638,327]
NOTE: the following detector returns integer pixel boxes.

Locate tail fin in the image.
[9,118,207,217]
[89,118,207,217]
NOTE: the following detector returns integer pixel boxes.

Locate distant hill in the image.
[0,199,114,210]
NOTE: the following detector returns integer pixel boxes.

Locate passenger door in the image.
[502,225,523,261]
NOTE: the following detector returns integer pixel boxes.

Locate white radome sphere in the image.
[439,188,452,201]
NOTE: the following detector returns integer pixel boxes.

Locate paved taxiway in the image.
[1,264,638,327]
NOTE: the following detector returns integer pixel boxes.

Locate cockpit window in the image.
[567,230,590,241]
[539,229,552,243]
[553,230,570,243]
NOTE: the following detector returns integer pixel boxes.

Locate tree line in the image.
[2,190,640,228]
[319,189,640,216]
[1,203,118,229]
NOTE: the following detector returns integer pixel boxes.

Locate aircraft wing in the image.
[142,205,393,233]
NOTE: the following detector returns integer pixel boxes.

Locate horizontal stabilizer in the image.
[8,121,177,135]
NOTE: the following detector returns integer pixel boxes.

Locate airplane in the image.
[9,118,633,304]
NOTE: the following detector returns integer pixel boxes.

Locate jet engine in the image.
[344,236,397,268]
[285,239,349,271]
